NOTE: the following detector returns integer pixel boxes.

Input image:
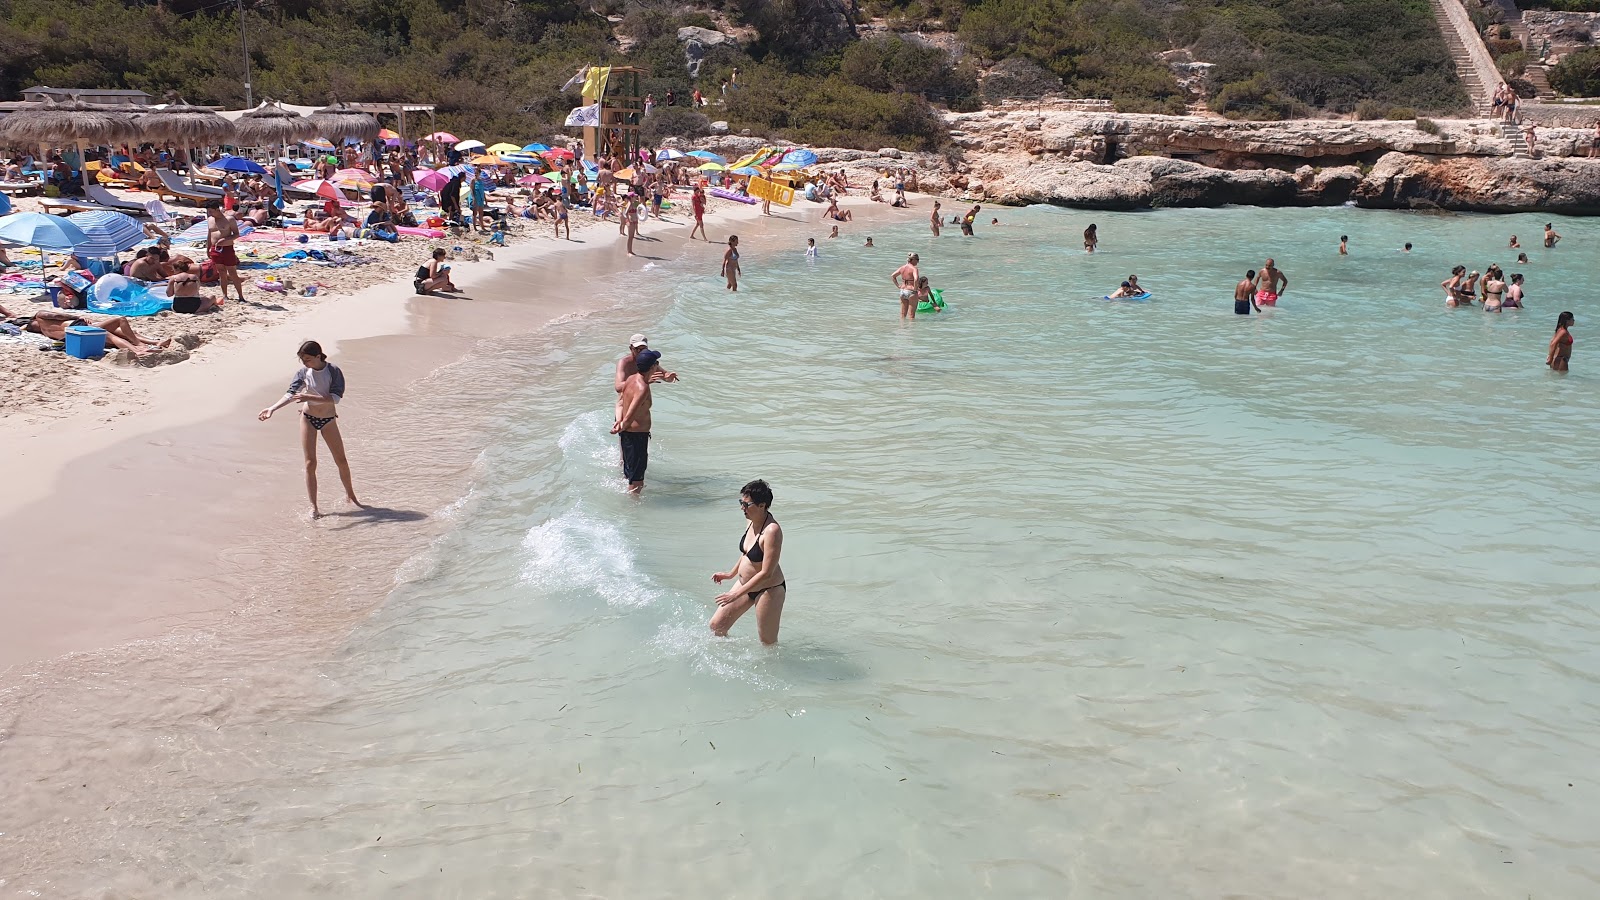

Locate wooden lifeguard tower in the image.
[580,66,645,163]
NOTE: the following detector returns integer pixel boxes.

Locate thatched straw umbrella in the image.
[306,101,381,143]
[134,99,236,187]
[0,99,136,189]
[234,99,315,146]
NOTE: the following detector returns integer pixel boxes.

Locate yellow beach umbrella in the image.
[697,162,727,172]
[486,142,520,154]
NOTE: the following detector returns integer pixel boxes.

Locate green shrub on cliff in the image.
[1550,48,1600,97]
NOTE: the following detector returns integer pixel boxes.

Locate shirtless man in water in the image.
[612,348,660,494]
[891,253,921,319]
[614,334,678,420]
[205,201,245,305]
[1234,269,1260,315]
[1543,223,1562,248]
[1256,258,1288,305]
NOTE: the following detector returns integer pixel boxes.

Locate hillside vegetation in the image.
[0,0,1467,151]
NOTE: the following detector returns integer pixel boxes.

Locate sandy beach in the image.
[0,184,913,893]
[1,188,898,664]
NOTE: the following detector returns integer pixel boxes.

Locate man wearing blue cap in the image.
[612,347,661,494]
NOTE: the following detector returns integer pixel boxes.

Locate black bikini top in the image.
[739,517,772,563]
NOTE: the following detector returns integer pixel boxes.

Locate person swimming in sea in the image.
[1517,252,1530,264]
[1509,234,1521,249]
[865,236,874,247]
[1108,280,1140,299]
[1339,235,1348,255]
[1402,243,1413,253]
[709,479,787,644]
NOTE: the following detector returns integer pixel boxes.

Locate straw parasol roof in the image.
[0,98,136,146]
[0,99,138,188]
[134,99,235,145]
[234,99,315,146]
[306,101,381,142]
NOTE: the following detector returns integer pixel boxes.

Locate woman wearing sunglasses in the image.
[710,479,787,644]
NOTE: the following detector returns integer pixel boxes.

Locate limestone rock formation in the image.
[1355,152,1600,214]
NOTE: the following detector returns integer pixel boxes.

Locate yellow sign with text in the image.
[748,176,794,207]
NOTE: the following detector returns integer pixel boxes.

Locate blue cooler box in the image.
[64,325,107,359]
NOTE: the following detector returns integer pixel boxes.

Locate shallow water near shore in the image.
[9,204,1600,897]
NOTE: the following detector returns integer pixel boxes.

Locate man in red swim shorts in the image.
[205,200,245,305]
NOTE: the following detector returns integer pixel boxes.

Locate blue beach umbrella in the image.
[0,212,89,270]
[208,155,268,175]
[522,143,550,153]
[65,210,146,258]
[782,148,817,166]
[657,148,686,160]
[731,166,762,176]
[687,150,724,162]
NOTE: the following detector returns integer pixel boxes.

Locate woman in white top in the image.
[258,340,361,519]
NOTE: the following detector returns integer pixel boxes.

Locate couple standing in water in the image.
[613,335,786,642]
[1233,259,1289,314]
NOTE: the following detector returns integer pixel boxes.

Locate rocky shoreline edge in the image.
[678,103,1600,215]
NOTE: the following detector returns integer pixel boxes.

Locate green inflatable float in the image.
[917,288,946,313]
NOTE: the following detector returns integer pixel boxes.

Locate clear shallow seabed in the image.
[30,207,1600,896]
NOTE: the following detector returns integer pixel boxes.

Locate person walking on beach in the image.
[1543,223,1561,248]
[257,340,361,520]
[689,183,708,241]
[1548,311,1575,371]
[1256,258,1288,306]
[1084,223,1098,253]
[892,252,921,319]
[553,192,570,240]
[710,479,787,645]
[722,235,741,291]
[930,200,942,236]
[204,201,244,306]
[625,194,642,256]
[1234,270,1259,314]
[611,348,660,494]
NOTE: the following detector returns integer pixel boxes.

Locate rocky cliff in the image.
[677,101,1600,214]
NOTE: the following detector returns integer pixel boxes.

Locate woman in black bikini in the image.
[710,479,786,644]
[257,340,361,519]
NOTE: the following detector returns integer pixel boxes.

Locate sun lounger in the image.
[38,198,108,216]
[85,185,154,214]
[0,178,44,197]
[154,169,223,205]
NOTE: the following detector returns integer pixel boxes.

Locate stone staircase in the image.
[1430,0,1494,113]
[1504,18,1559,98]
[1501,122,1531,157]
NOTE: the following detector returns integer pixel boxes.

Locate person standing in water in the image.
[1256,258,1288,305]
[1234,269,1260,314]
[1548,312,1574,371]
[960,204,980,236]
[615,334,678,423]
[1084,223,1098,253]
[892,252,921,319]
[1544,223,1562,247]
[257,340,361,519]
[1505,273,1526,308]
[930,200,942,237]
[710,479,786,644]
[1339,235,1348,256]
[611,348,660,494]
[721,235,741,291]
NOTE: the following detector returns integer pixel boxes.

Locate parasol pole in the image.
[78,139,89,190]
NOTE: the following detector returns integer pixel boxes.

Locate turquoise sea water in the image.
[122,207,1600,895]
